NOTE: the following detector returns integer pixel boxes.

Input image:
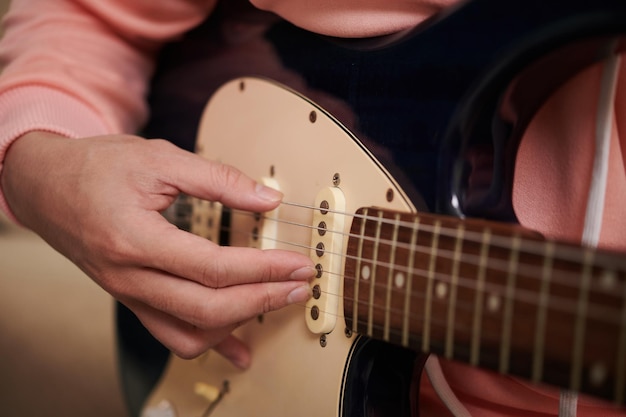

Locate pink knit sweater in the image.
[0,1,624,415]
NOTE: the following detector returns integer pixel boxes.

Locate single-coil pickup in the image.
[305,187,346,334]
[249,177,280,250]
[190,198,223,243]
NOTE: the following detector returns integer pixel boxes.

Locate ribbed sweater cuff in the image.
[0,86,111,223]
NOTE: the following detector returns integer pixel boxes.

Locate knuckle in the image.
[99,270,128,299]
[147,138,177,154]
[262,259,280,283]
[213,162,243,191]
[197,246,233,288]
[171,336,209,360]
[106,237,140,266]
[198,258,224,288]
[261,287,279,314]
[88,222,142,266]
[169,327,231,360]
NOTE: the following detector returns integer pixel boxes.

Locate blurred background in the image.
[0,2,131,416]
[0,212,130,416]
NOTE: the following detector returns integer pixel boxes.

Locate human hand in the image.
[1,131,314,367]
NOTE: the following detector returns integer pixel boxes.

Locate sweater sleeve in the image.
[0,0,217,218]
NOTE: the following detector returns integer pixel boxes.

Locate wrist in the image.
[0,131,71,225]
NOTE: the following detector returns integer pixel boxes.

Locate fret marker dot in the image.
[395,272,405,288]
[435,282,448,299]
[600,270,617,291]
[361,265,371,281]
[590,362,607,386]
[487,294,501,313]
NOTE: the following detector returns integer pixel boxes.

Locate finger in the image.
[160,143,283,213]
[120,267,311,333]
[134,214,315,287]
[124,299,236,359]
[213,335,251,369]
[129,299,253,367]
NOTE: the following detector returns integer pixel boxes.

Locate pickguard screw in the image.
[333,173,341,186]
[239,81,245,91]
[386,188,394,202]
[309,110,317,123]
[344,327,353,338]
[320,334,327,348]
[270,165,275,177]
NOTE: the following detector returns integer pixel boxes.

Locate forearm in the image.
[0,0,218,220]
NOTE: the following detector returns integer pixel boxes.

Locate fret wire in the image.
[445,224,465,359]
[315,289,615,343]
[189,206,624,320]
[617,278,626,404]
[533,241,555,382]
[423,220,441,352]
[308,279,625,387]
[500,234,521,374]
[194,202,623,272]
[383,213,401,341]
[326,270,624,327]
[352,208,369,334]
[277,202,617,266]
[402,216,419,348]
[206,197,624,287]
[306,294,614,371]
[367,209,384,336]
[571,249,594,392]
[223,206,624,321]
[471,228,491,366]
[189,200,626,395]
[326,286,621,335]
[220,219,623,295]
[223,207,625,322]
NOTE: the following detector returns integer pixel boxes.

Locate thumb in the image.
[164,145,282,212]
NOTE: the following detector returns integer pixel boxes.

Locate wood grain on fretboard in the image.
[343,207,626,404]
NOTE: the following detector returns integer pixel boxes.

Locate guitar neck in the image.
[343,207,626,404]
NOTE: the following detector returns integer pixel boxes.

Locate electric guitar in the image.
[119,1,626,416]
[140,76,626,417]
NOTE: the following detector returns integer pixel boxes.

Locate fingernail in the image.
[232,356,251,370]
[255,183,283,202]
[289,266,315,281]
[287,285,312,304]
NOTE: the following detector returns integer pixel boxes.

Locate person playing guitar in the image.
[0,0,625,415]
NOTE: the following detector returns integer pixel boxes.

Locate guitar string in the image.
[180,199,625,282]
[172,200,625,317]
[176,208,625,321]
[316,270,622,326]
[290,297,622,363]
[203,220,624,325]
[280,200,601,260]
[217,207,625,298]
[172,204,625,359]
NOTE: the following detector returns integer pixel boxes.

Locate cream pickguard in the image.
[141,77,416,417]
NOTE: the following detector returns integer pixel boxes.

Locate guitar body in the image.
[142,77,420,417]
[143,78,415,416]
[119,1,626,416]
